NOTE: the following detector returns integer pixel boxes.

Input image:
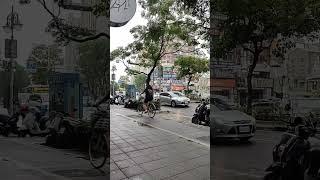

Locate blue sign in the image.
[26,61,37,73]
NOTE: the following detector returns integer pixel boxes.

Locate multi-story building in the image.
[306,57,320,95]
[285,42,320,96]
[63,13,80,73]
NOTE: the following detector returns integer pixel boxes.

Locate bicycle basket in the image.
[91,109,109,132]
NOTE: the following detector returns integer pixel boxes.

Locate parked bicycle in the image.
[88,97,109,169]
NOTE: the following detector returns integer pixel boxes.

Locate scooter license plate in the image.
[239,126,250,133]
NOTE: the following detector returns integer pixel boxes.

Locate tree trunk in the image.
[187,75,192,91]
[246,52,260,115]
[146,63,157,88]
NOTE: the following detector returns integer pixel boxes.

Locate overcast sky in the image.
[0,0,85,68]
[0,0,54,66]
[110,4,147,81]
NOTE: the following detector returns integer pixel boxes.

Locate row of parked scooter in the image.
[0,105,70,138]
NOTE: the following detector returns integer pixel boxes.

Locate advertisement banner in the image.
[211,79,236,88]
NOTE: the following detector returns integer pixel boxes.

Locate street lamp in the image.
[3,5,23,115]
[112,65,117,96]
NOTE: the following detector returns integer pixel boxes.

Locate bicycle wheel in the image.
[148,103,156,118]
[137,103,144,116]
[89,131,108,169]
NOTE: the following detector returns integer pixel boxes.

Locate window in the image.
[160,93,169,97]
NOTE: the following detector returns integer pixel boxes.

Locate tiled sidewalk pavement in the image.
[110,114,210,180]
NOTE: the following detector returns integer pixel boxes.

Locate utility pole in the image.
[3,4,23,115]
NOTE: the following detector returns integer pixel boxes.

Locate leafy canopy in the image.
[79,38,110,98]
[111,0,201,84]
[174,56,209,80]
[212,0,320,59]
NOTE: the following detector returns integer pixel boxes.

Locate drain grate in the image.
[51,169,107,177]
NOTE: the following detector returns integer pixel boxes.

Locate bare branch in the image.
[122,60,147,75]
[38,0,109,43]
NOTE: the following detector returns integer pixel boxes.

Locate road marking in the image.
[116,113,210,149]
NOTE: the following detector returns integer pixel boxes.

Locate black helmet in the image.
[295,125,310,139]
[293,117,304,126]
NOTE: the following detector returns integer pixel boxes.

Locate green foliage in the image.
[174,56,209,89]
[212,0,320,59]
[79,39,110,99]
[111,0,201,86]
[134,74,147,92]
[212,0,320,114]
[29,44,63,85]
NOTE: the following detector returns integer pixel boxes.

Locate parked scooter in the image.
[264,117,319,180]
[192,99,210,126]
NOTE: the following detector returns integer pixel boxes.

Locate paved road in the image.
[111,105,282,179]
[110,112,210,180]
[160,103,198,119]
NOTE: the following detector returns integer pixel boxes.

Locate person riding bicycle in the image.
[141,84,154,113]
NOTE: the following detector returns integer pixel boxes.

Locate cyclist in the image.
[141,84,154,113]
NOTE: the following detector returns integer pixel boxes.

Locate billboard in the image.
[211,79,236,88]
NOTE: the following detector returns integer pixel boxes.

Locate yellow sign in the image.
[32,87,49,93]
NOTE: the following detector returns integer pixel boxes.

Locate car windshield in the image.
[212,98,234,111]
[215,103,233,111]
[173,92,185,97]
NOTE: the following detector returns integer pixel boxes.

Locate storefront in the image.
[48,73,83,119]
[210,78,236,101]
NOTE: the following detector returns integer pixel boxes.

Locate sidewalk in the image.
[0,136,108,180]
[113,107,210,147]
[110,112,210,180]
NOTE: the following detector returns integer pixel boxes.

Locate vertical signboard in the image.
[5,39,17,58]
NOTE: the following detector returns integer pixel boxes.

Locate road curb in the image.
[116,113,210,149]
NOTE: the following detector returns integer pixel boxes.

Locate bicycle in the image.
[88,98,109,169]
[137,98,157,118]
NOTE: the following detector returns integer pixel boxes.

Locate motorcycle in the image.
[192,99,210,126]
[264,121,319,180]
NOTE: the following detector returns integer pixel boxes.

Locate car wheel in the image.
[171,101,176,107]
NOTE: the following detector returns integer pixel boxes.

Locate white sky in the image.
[110,4,147,81]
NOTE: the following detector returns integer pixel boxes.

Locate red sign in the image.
[172,85,185,91]
[211,79,236,88]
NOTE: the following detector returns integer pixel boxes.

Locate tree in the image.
[174,56,209,91]
[118,75,130,89]
[20,0,108,45]
[110,81,120,95]
[79,38,109,100]
[212,0,320,114]
[28,44,63,84]
[111,0,201,89]
[134,74,147,92]
[0,65,30,108]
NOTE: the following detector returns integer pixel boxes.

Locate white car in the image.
[159,91,190,107]
[211,97,256,141]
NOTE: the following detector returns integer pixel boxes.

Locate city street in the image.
[110,106,210,180]
[112,104,320,180]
